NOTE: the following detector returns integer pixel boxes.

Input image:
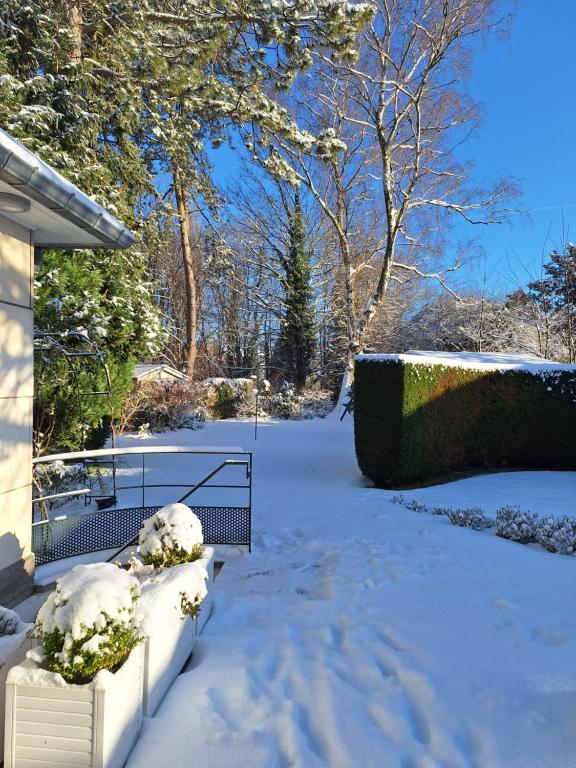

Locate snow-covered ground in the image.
[126,417,576,768]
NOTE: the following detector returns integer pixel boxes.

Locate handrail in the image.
[33,487,91,504]
[105,458,250,562]
[177,460,250,503]
[33,445,247,464]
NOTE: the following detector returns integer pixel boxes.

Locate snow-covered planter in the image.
[139,502,203,568]
[133,505,214,715]
[4,564,144,768]
[5,644,144,768]
[196,546,215,636]
[0,610,35,760]
[495,506,539,544]
[136,559,208,716]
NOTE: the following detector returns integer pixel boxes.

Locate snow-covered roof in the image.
[132,364,188,381]
[356,350,576,373]
[0,128,134,249]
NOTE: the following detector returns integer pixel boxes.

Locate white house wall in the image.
[0,214,34,606]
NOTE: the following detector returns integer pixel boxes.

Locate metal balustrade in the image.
[32,446,252,565]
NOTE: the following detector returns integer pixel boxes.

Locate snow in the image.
[123,418,576,768]
[136,561,208,639]
[357,349,576,373]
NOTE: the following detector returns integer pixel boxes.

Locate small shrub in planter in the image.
[495,505,539,544]
[36,563,141,684]
[139,503,204,568]
[446,507,493,530]
[536,515,576,554]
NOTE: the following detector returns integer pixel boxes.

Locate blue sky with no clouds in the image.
[461,0,576,292]
[209,0,576,296]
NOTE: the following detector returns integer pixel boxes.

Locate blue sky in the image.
[209,0,576,296]
[461,0,576,293]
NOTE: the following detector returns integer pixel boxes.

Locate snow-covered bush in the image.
[0,606,20,636]
[536,515,576,555]
[139,503,203,568]
[267,382,303,419]
[36,563,141,684]
[495,506,539,543]
[118,381,207,434]
[430,506,450,516]
[300,390,334,419]
[391,494,405,505]
[447,507,494,530]
[203,378,255,419]
[404,499,428,514]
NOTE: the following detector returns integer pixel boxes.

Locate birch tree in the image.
[258,0,517,404]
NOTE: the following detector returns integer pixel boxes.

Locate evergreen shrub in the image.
[354,356,576,487]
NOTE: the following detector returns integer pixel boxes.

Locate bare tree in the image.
[256,0,517,404]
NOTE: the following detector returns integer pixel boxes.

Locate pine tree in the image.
[278,191,316,392]
[528,244,576,362]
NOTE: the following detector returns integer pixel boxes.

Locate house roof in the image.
[132,364,188,381]
[0,129,134,249]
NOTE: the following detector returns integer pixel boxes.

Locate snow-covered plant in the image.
[391,495,405,505]
[139,503,203,568]
[447,507,493,531]
[36,563,141,684]
[404,499,428,514]
[203,378,255,419]
[495,506,539,543]
[0,606,20,636]
[536,515,576,555]
[180,590,204,620]
[431,506,450,516]
[268,382,303,419]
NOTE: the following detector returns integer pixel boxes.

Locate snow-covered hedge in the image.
[446,507,494,530]
[139,503,204,568]
[495,506,539,543]
[536,515,576,554]
[354,353,576,487]
[392,495,576,557]
[36,563,141,684]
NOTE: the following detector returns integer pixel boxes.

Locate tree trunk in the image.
[173,166,198,378]
[66,0,83,63]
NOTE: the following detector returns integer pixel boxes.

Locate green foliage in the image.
[354,358,576,487]
[180,591,202,620]
[276,191,316,391]
[142,543,203,569]
[34,248,162,452]
[37,593,141,685]
[205,379,255,419]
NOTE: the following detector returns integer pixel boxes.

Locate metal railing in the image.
[32,446,252,565]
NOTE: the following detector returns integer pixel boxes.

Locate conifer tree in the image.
[278,191,316,392]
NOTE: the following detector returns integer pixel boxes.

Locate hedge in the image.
[354,354,576,487]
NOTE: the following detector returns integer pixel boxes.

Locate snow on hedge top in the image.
[36,563,139,642]
[356,350,576,374]
[139,503,203,560]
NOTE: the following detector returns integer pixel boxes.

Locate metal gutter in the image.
[0,128,134,249]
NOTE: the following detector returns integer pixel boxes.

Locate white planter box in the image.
[0,622,35,760]
[196,547,215,636]
[138,555,211,717]
[4,642,144,768]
